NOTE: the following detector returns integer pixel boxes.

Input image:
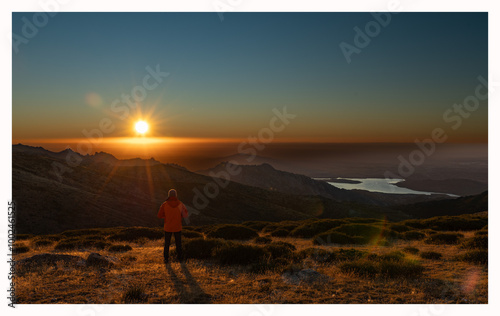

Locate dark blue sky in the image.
[13,12,487,142]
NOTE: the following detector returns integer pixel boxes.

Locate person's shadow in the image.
[165,262,211,303]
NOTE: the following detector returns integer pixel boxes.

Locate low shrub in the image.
[184,226,204,232]
[296,247,333,262]
[379,251,405,262]
[420,251,442,260]
[242,221,269,231]
[425,232,464,245]
[254,236,272,244]
[206,224,258,240]
[314,223,396,245]
[340,257,424,278]
[378,259,424,278]
[390,224,411,232]
[33,234,61,242]
[461,235,488,249]
[313,231,361,245]
[109,227,163,242]
[271,241,296,251]
[456,250,488,265]
[340,260,378,276]
[248,242,296,273]
[401,231,426,241]
[474,230,488,236]
[404,215,487,232]
[13,245,30,254]
[61,228,108,237]
[15,234,34,240]
[271,223,301,233]
[33,240,54,247]
[345,218,384,224]
[261,224,278,233]
[182,230,204,239]
[333,223,397,242]
[182,238,228,259]
[54,237,110,251]
[270,229,290,237]
[330,248,367,261]
[263,242,295,260]
[214,243,268,265]
[403,246,420,254]
[108,245,133,252]
[332,223,381,237]
[289,219,348,238]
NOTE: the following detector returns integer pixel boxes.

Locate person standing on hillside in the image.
[157,189,189,263]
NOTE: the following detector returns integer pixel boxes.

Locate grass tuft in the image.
[122,285,147,303]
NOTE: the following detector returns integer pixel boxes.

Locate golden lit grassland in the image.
[14,214,488,304]
[14,235,486,303]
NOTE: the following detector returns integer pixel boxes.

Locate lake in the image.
[320,177,459,197]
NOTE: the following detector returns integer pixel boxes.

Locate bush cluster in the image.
[109,227,163,242]
[404,215,487,232]
[340,252,424,278]
[313,223,396,245]
[424,232,464,245]
[461,235,488,249]
[289,219,348,238]
[455,250,488,265]
[206,224,258,240]
[54,236,111,251]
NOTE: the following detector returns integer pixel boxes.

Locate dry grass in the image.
[13,228,487,304]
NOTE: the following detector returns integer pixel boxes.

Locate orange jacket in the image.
[157,197,189,232]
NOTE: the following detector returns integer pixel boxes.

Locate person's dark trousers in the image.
[164,231,183,262]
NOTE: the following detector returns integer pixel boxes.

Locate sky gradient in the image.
[13,12,488,144]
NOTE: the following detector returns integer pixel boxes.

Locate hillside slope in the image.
[13,145,409,234]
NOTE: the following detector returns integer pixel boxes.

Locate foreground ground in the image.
[14,214,488,304]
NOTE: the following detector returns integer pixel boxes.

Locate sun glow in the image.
[135,120,149,134]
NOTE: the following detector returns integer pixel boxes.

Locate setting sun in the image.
[135,120,149,134]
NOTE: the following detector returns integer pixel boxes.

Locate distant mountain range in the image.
[12,144,487,234]
[197,162,454,205]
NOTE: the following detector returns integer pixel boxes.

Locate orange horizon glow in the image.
[12,135,488,146]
